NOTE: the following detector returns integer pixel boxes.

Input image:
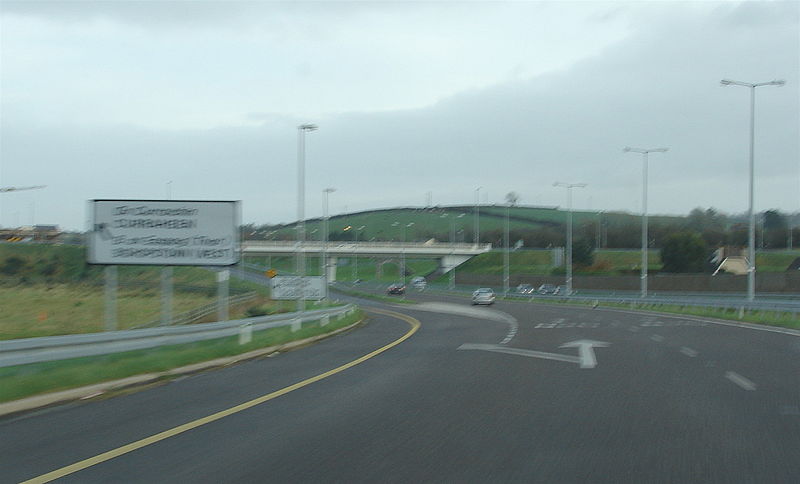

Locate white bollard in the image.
[239,323,252,345]
[291,317,302,332]
[321,315,330,327]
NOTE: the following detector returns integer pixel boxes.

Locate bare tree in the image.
[505,191,520,206]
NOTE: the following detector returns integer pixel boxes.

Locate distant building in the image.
[0,225,62,243]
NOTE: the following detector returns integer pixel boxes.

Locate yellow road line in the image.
[22,308,420,484]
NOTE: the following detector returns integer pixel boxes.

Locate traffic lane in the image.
[406,293,800,388]
[405,294,800,479]
[57,309,798,483]
[486,301,800,481]
[498,301,800,393]
[50,309,516,483]
[1,309,416,484]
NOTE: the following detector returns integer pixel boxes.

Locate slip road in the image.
[1,291,798,483]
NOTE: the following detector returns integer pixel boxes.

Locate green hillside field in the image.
[0,244,273,339]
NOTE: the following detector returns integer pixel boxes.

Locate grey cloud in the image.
[1,1,797,230]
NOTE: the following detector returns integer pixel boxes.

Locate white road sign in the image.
[271,276,325,300]
[88,200,240,266]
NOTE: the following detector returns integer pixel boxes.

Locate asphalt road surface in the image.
[2,288,799,483]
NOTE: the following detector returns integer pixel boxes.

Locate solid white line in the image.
[458,343,581,364]
[680,347,698,357]
[725,371,757,391]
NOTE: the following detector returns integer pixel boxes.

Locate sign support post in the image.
[218,269,229,321]
[161,267,172,326]
[104,265,117,331]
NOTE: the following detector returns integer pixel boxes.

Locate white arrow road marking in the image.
[459,340,610,369]
[559,340,610,369]
[458,344,580,364]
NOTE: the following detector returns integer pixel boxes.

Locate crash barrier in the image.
[0,304,357,368]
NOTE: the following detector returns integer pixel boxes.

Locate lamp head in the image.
[298,123,318,131]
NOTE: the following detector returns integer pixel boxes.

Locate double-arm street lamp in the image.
[623,146,668,298]
[296,123,317,312]
[553,182,587,296]
[392,221,414,285]
[354,225,366,281]
[441,212,466,289]
[720,78,785,301]
[474,186,482,246]
[321,187,336,299]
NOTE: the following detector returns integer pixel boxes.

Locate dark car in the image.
[387,283,406,295]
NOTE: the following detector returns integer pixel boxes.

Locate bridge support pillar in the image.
[326,256,338,283]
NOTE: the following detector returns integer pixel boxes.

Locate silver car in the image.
[471,288,496,305]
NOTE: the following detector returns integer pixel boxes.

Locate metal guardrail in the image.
[0,304,357,368]
[500,292,800,314]
[425,285,800,315]
[131,292,259,329]
[340,281,799,316]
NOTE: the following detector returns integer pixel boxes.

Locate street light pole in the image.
[354,225,365,281]
[504,201,510,296]
[474,186,482,246]
[297,123,317,313]
[553,182,587,296]
[322,187,335,300]
[623,147,668,298]
[721,78,785,301]
[402,222,414,286]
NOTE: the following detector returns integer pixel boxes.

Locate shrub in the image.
[1,256,27,276]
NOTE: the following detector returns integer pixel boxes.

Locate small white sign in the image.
[271,276,325,300]
[88,200,239,266]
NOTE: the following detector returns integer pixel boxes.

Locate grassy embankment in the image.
[0,244,291,339]
[262,205,658,241]
[0,309,363,403]
[449,249,800,277]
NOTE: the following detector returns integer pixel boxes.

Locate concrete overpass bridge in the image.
[242,241,492,281]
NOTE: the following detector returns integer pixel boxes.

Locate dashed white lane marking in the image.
[628,326,641,332]
[499,322,518,345]
[650,334,664,342]
[780,405,800,415]
[726,371,757,391]
[680,347,699,357]
[534,319,600,329]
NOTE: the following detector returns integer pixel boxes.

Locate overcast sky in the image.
[1,0,798,231]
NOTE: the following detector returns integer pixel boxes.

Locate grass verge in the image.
[0,309,363,404]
